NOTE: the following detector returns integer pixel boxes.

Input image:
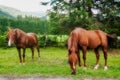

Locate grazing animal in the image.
[68,27,115,74]
[7,28,40,64]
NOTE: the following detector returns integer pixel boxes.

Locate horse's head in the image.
[7,28,18,46]
[68,49,78,75]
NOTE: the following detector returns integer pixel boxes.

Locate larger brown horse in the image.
[68,27,115,74]
[7,28,40,64]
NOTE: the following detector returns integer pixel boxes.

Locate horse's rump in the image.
[25,33,38,47]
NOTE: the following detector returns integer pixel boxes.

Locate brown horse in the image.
[68,27,115,74]
[7,28,40,64]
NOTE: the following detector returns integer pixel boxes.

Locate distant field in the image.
[0,47,120,79]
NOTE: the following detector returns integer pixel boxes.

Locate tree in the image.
[42,0,120,35]
[92,0,120,35]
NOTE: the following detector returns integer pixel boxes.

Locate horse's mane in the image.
[15,29,26,35]
[13,29,27,40]
[70,31,78,52]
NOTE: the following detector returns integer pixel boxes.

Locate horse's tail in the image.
[107,34,117,48]
[33,33,39,45]
[107,34,116,39]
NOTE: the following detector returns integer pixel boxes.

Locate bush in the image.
[1,34,119,48]
[38,35,68,47]
[0,35,8,47]
[116,36,120,48]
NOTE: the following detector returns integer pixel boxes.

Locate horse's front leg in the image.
[23,48,26,65]
[17,47,22,64]
[82,46,87,70]
[77,50,81,67]
[94,48,100,70]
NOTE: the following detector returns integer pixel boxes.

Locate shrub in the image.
[1,34,119,48]
[0,35,8,47]
[37,35,68,47]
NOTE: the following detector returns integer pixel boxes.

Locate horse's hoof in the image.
[79,64,82,67]
[19,63,22,65]
[23,63,26,65]
[94,64,99,70]
[104,66,108,71]
[71,72,76,75]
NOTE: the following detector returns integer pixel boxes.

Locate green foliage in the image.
[0,35,7,47]
[38,35,68,47]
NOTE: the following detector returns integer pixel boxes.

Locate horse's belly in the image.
[27,42,36,47]
[87,35,101,48]
[88,39,101,48]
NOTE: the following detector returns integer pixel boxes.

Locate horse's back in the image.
[87,29,108,48]
[70,28,108,48]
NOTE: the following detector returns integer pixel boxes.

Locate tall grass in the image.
[0,47,120,78]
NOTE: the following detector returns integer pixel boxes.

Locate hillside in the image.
[0,10,14,18]
[0,5,46,18]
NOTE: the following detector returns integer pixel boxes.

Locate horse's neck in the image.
[71,47,78,53]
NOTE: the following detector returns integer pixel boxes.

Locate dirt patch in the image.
[0,77,119,80]
[0,77,71,80]
[84,78,119,80]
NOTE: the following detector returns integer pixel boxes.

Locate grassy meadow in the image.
[0,47,120,79]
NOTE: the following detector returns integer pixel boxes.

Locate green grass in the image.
[0,47,120,79]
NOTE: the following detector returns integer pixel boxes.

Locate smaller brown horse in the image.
[68,27,115,74]
[7,28,40,64]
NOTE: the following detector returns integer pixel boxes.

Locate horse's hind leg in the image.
[31,48,34,60]
[36,46,40,59]
[102,47,108,70]
[94,48,100,70]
